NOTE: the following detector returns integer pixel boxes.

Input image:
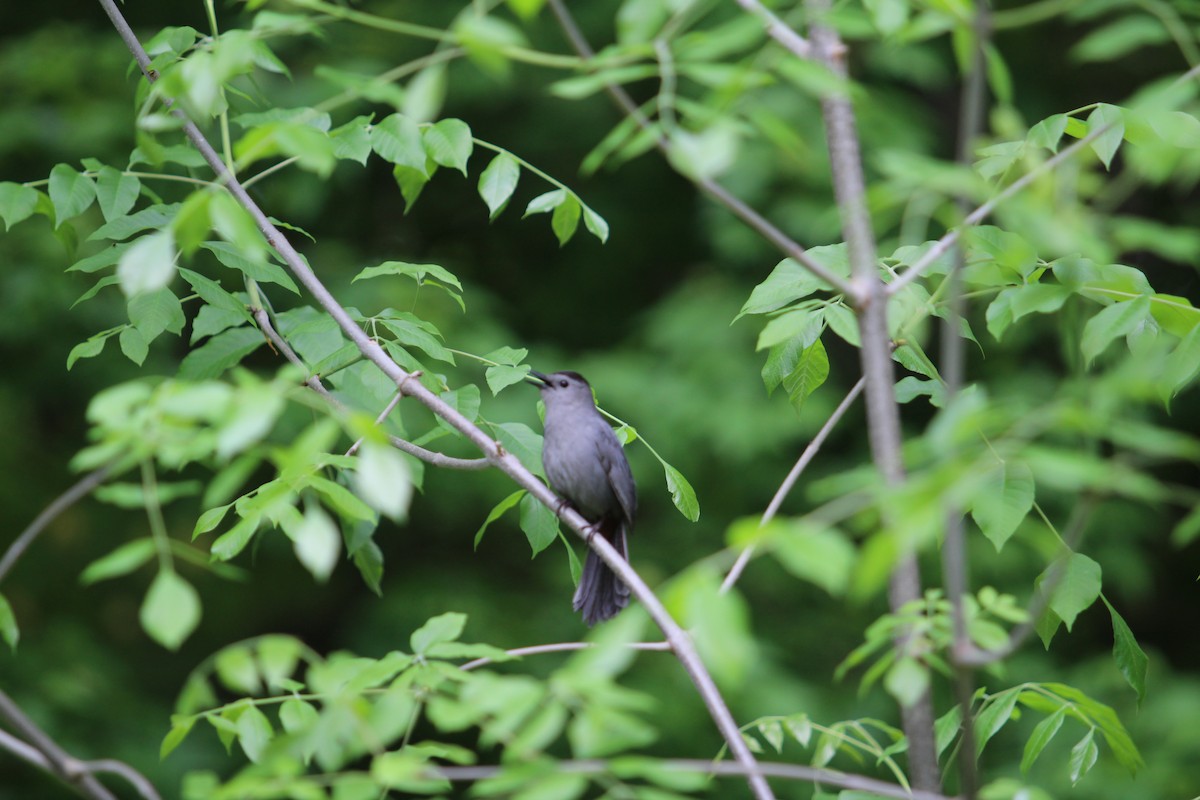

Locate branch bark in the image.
[430,758,959,800]
[97,3,774,797]
[804,0,940,790]
[0,463,114,586]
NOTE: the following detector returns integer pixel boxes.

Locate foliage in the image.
[2,0,1199,799]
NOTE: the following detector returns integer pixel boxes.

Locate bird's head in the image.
[528,370,595,407]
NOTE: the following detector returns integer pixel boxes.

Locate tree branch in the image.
[733,0,820,60]
[429,758,958,800]
[0,463,114,586]
[251,307,491,470]
[98,3,773,796]
[804,0,939,789]
[940,4,992,797]
[721,377,865,594]
[460,640,671,671]
[546,0,854,297]
[0,688,125,800]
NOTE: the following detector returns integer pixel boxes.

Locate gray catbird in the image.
[529,370,636,626]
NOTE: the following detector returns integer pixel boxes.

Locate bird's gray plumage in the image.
[531,370,636,625]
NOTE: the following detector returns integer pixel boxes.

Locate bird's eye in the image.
[558,379,569,388]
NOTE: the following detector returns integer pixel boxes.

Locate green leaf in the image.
[783,339,829,415]
[974,688,1021,757]
[422,118,473,175]
[756,307,823,351]
[411,611,467,654]
[67,335,109,369]
[1159,323,1200,402]
[455,13,527,76]
[178,326,263,380]
[551,193,581,246]
[119,326,149,365]
[1081,295,1151,365]
[737,259,827,321]
[771,522,855,595]
[568,704,658,758]
[48,163,96,225]
[475,490,525,548]
[117,230,177,297]
[1042,553,1102,632]
[236,705,274,763]
[330,115,373,165]
[519,492,559,556]
[1069,728,1098,785]
[486,363,530,395]
[279,698,319,734]
[885,656,929,708]
[970,461,1034,550]
[403,64,447,123]
[80,539,157,585]
[160,715,196,760]
[353,440,413,522]
[215,645,261,694]
[289,504,341,582]
[478,152,520,219]
[1086,104,1125,169]
[664,463,699,521]
[91,202,182,242]
[1028,113,1069,153]
[352,260,464,310]
[140,570,201,651]
[0,182,39,230]
[582,206,609,243]
[524,189,565,216]
[1021,706,1066,774]
[393,164,431,212]
[201,241,298,294]
[1102,596,1148,706]
[371,113,427,173]
[96,168,141,222]
[0,594,18,651]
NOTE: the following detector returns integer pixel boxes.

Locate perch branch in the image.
[460,640,672,671]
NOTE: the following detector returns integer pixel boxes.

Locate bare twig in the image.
[0,689,120,800]
[546,0,854,297]
[429,758,958,800]
[721,377,865,594]
[251,307,490,470]
[804,0,939,788]
[460,640,671,671]
[940,5,992,797]
[99,4,772,796]
[0,463,114,586]
[0,723,161,800]
[886,119,1119,296]
[733,0,820,60]
[345,391,404,457]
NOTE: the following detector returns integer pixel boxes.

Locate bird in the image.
[529,370,636,626]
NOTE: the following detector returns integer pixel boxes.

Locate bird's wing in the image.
[597,434,637,526]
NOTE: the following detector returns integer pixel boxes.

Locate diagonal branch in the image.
[546,0,853,297]
[97,3,773,796]
[251,307,490,470]
[721,377,865,594]
[460,640,671,671]
[0,463,115,586]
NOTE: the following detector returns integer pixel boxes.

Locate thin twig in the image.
[940,4,992,797]
[0,463,115,586]
[429,758,958,800]
[887,120,1118,296]
[0,689,120,800]
[721,377,865,594]
[804,0,939,789]
[98,4,772,795]
[546,0,854,297]
[733,0,818,60]
[251,307,490,470]
[460,640,672,671]
[346,391,404,457]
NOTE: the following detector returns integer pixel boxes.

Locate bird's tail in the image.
[572,524,630,626]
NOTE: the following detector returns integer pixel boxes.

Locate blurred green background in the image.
[2,1,1199,798]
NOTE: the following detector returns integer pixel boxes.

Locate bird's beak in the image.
[526,369,550,387]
